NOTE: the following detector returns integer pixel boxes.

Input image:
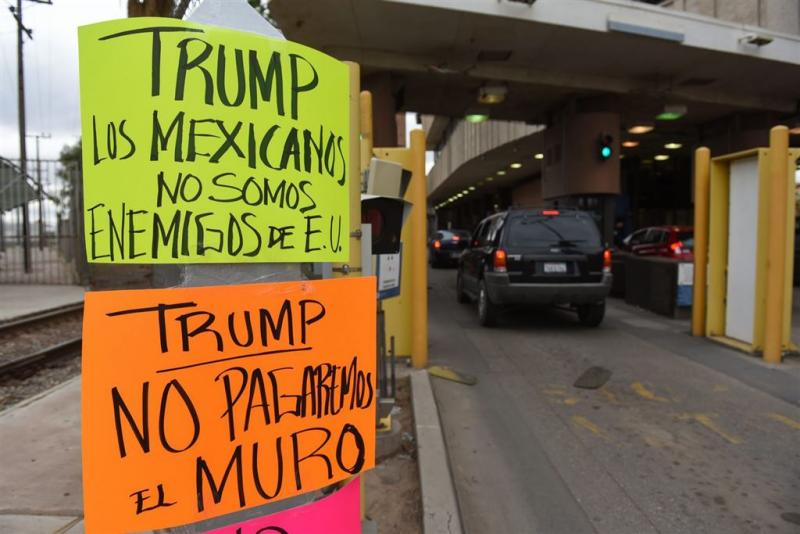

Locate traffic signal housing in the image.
[361,158,412,255]
[598,134,614,161]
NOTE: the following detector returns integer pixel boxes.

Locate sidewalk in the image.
[0,377,83,533]
[0,285,85,322]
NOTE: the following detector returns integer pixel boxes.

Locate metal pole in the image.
[410,129,428,369]
[390,335,396,398]
[691,147,711,336]
[763,126,790,364]
[14,0,31,273]
[29,133,49,250]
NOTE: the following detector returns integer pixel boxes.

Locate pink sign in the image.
[206,479,360,534]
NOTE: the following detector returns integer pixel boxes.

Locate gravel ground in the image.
[364,375,423,533]
[0,310,83,411]
[0,354,81,411]
[0,311,83,360]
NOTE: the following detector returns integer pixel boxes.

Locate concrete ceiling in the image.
[429,130,546,203]
[268,0,800,125]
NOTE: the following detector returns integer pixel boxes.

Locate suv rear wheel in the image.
[577,301,605,327]
[478,279,499,327]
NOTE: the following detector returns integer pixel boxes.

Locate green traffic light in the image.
[601,145,612,159]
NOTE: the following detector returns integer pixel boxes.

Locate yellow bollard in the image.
[409,129,428,369]
[360,91,373,172]
[333,62,362,279]
[763,126,790,363]
[692,147,711,336]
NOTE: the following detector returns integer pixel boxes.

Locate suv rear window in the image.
[504,213,602,248]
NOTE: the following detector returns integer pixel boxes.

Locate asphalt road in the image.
[427,267,800,534]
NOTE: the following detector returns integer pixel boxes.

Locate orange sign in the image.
[81,278,376,533]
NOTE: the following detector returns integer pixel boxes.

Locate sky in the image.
[0,1,441,175]
[0,0,126,160]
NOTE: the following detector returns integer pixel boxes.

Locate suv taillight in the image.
[603,249,612,274]
[494,249,508,273]
[670,241,684,255]
[433,239,441,250]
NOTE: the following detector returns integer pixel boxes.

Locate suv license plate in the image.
[543,262,567,274]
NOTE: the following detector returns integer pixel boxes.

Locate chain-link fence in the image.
[0,157,86,285]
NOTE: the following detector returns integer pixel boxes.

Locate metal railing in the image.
[0,158,86,285]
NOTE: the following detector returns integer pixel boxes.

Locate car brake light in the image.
[542,209,560,216]
[452,235,460,242]
[603,249,612,273]
[494,249,508,273]
[669,241,685,255]
[433,240,441,250]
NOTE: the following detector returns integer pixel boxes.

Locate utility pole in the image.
[27,132,50,250]
[9,0,51,273]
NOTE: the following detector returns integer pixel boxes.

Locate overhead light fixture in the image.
[628,125,654,134]
[665,142,682,149]
[487,176,495,181]
[462,189,469,194]
[496,171,505,176]
[656,104,687,121]
[469,186,476,191]
[739,33,773,47]
[655,154,670,161]
[465,113,489,123]
[478,85,508,105]
[622,140,639,148]
[534,153,544,160]
[510,162,522,169]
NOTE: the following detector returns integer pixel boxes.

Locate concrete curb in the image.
[410,370,463,534]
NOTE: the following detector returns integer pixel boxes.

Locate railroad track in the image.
[0,303,84,378]
[0,302,84,334]
[0,337,82,377]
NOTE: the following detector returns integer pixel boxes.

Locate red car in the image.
[621,225,693,260]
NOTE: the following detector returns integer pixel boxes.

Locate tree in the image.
[128,0,175,17]
[56,139,82,219]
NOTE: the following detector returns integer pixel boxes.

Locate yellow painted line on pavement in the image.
[767,413,800,430]
[599,387,620,404]
[563,397,580,406]
[571,415,609,440]
[712,384,729,393]
[631,382,669,402]
[677,413,742,445]
[543,387,566,397]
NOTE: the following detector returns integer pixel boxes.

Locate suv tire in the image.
[478,279,499,327]
[456,271,470,303]
[577,301,605,327]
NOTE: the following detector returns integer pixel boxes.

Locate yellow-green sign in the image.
[78,18,349,263]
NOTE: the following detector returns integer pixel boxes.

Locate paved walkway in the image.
[0,285,85,322]
[428,267,800,534]
[0,378,83,533]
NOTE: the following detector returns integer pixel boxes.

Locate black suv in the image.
[456,208,612,326]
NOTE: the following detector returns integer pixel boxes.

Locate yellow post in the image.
[692,147,711,336]
[409,129,428,369]
[763,126,790,363]
[360,91,373,172]
[333,62,362,279]
[339,64,366,520]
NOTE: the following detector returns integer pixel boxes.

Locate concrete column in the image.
[362,73,401,148]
